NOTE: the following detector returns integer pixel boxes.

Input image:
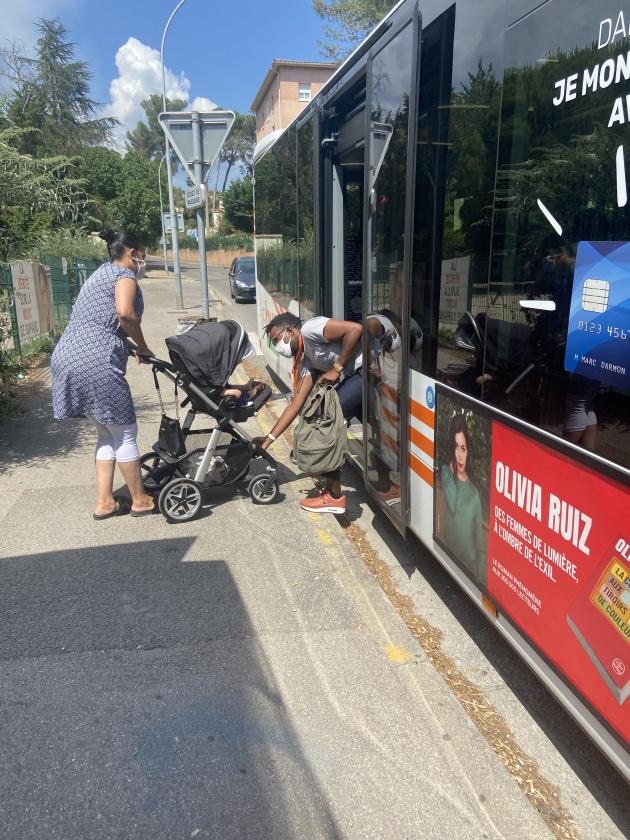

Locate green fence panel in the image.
[40,254,76,332]
[0,264,21,355]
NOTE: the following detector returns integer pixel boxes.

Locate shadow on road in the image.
[0,538,340,839]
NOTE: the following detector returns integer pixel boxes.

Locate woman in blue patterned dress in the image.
[51,230,156,519]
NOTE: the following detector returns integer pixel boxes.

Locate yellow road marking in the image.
[384,643,414,664]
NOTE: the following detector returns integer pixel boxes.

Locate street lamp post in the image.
[161,0,187,310]
[157,154,168,272]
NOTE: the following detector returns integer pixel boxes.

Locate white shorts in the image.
[88,417,140,462]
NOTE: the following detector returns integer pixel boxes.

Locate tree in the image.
[126,93,187,161]
[219,112,256,188]
[74,146,125,227]
[312,0,395,60]
[0,128,90,262]
[222,176,254,233]
[3,19,115,156]
[108,152,163,246]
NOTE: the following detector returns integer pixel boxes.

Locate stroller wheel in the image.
[140,452,172,493]
[158,478,203,523]
[248,474,279,505]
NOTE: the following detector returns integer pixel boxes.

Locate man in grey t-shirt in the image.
[258,312,363,515]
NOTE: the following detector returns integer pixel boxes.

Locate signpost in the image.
[163,212,184,233]
[184,184,206,210]
[159,110,235,319]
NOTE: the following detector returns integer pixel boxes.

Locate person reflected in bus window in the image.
[563,375,599,452]
[366,311,402,504]
[441,414,485,583]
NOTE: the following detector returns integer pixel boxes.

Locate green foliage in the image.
[126,94,187,161]
[74,146,163,247]
[222,176,254,233]
[219,113,256,187]
[73,145,124,227]
[312,0,394,59]
[108,153,162,246]
[0,128,90,263]
[38,230,107,262]
[178,233,253,251]
[4,19,115,156]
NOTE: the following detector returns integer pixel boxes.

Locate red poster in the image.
[488,422,630,744]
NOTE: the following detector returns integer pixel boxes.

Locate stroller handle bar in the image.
[128,345,175,373]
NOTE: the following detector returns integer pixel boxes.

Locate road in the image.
[149,259,259,337]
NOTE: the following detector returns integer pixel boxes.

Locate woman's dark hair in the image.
[99,229,144,260]
[264,312,302,334]
[449,413,471,465]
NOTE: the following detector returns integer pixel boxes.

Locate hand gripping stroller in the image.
[132,319,279,523]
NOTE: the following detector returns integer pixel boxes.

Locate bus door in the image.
[322,75,369,467]
[362,0,421,531]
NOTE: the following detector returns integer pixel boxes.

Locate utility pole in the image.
[191,111,210,319]
[161,0,187,310]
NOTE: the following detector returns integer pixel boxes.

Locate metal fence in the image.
[0,255,101,358]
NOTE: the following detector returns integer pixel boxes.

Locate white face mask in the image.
[131,253,146,277]
[388,331,401,353]
[274,329,294,358]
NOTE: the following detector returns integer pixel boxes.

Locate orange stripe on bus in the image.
[409,398,435,429]
[409,424,434,458]
[408,451,433,486]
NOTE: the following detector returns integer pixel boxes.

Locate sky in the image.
[0,0,328,150]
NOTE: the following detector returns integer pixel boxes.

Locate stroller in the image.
[133,319,279,523]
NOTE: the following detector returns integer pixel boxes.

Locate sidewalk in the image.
[0,273,561,839]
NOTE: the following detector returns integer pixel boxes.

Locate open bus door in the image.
[362,1,422,533]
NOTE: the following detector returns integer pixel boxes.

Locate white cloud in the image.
[190,96,218,112]
[105,37,217,151]
[0,0,78,50]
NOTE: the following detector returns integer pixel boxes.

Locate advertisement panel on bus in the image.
[434,385,630,747]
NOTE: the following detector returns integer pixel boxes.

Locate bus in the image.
[252,0,630,780]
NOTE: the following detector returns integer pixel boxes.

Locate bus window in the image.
[254,126,298,313]
[297,117,316,320]
[487,0,630,471]
[409,2,505,399]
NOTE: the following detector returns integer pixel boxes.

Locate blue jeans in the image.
[321,369,362,483]
[336,369,363,422]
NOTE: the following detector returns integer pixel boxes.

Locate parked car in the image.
[228,256,256,302]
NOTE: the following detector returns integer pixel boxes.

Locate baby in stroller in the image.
[137,319,279,522]
[222,379,266,407]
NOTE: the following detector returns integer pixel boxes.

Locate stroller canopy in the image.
[165,320,255,389]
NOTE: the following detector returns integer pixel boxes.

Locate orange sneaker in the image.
[299,492,346,514]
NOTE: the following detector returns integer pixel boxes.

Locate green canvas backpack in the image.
[293,383,348,475]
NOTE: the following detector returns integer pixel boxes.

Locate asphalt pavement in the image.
[0,266,625,840]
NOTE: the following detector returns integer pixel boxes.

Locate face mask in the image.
[274,330,294,358]
[131,253,146,276]
[378,329,401,353]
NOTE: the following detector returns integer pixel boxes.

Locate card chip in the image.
[582,278,609,313]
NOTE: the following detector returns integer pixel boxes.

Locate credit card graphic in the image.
[564,241,630,389]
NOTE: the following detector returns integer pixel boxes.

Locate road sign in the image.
[163,212,184,233]
[185,184,206,210]
[159,110,235,186]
